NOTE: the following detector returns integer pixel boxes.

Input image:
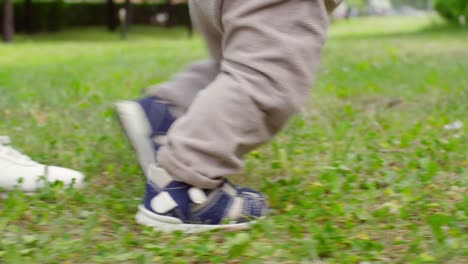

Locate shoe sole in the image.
[114,101,156,177]
[135,205,251,233]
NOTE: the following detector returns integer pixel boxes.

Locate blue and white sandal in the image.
[115,96,175,177]
[135,164,268,233]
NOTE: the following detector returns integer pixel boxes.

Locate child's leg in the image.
[144,60,219,116]
[115,3,223,176]
[157,0,330,189]
[144,1,224,114]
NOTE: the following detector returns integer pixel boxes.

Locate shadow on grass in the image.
[5,15,468,45]
[330,16,467,41]
[8,26,193,44]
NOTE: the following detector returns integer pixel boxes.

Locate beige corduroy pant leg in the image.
[150,0,331,189]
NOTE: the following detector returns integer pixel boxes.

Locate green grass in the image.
[1,15,467,263]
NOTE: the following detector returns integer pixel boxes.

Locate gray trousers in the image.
[149,0,331,189]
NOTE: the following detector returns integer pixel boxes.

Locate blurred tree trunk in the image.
[107,0,117,31]
[2,0,14,42]
[165,0,171,27]
[124,0,132,32]
[24,0,33,33]
[23,0,34,33]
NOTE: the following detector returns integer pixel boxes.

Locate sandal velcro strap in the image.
[188,187,208,204]
[221,181,238,196]
[151,191,178,214]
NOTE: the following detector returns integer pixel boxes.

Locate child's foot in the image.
[0,136,85,192]
[115,96,262,195]
[135,164,268,233]
[114,97,176,177]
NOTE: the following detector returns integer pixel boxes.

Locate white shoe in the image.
[0,136,85,192]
